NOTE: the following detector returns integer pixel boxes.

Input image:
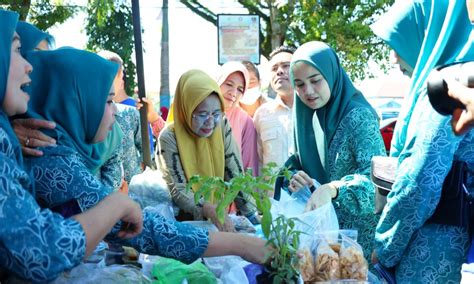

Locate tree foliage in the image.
[85,0,136,95]
[180,0,394,80]
[286,0,394,80]
[1,0,78,30]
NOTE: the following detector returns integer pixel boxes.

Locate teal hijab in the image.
[289,41,378,184]
[16,21,55,55]
[371,0,427,70]
[372,0,474,157]
[0,10,23,165]
[25,48,120,173]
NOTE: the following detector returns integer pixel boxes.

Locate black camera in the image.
[427,62,474,115]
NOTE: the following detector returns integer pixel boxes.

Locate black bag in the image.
[374,263,396,284]
[371,160,473,283]
[370,157,473,231]
[427,160,473,230]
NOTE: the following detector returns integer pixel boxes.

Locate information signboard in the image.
[217,14,260,65]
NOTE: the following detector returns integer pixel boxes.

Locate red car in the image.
[379,118,397,154]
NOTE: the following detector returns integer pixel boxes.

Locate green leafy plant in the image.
[187,163,302,283]
[266,215,302,283]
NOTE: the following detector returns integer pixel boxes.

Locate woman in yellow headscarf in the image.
[158,69,256,232]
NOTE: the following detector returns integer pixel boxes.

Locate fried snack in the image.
[298,249,315,282]
[329,243,341,254]
[339,247,368,280]
[313,241,340,281]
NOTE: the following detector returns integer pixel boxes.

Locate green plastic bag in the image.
[151,257,217,284]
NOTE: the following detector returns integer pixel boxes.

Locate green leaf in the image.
[215,204,226,225]
[261,211,272,238]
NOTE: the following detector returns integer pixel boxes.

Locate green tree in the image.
[286,0,394,80]
[85,0,136,96]
[180,0,394,80]
[1,0,77,30]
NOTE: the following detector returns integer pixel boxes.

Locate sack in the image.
[370,156,397,214]
[128,167,176,220]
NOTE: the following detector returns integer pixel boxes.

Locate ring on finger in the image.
[25,137,31,147]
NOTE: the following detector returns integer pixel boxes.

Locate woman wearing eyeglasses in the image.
[157,69,257,232]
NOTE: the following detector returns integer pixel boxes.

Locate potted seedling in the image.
[187,163,303,283]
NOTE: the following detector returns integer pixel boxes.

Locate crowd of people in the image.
[1,0,474,282]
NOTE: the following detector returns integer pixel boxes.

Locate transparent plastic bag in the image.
[228,214,256,234]
[271,179,321,218]
[339,233,368,281]
[128,167,175,220]
[291,179,320,206]
[296,203,340,247]
[313,237,340,281]
[298,247,315,282]
[297,230,366,282]
[51,264,150,284]
[203,255,250,283]
[85,241,108,264]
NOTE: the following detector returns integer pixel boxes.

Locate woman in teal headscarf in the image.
[11,21,124,192]
[281,40,386,263]
[371,0,474,282]
[16,21,55,54]
[0,9,143,282]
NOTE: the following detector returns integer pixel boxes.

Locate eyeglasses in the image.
[192,111,222,124]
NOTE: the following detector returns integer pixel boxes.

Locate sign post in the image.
[217,14,260,65]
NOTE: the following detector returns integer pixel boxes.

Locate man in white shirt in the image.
[254,46,296,170]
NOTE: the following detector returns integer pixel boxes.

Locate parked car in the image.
[380,117,397,154]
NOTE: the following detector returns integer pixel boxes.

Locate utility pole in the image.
[160,0,170,110]
[131,0,153,168]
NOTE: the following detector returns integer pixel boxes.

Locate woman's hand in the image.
[288,170,313,192]
[113,192,144,239]
[304,182,339,212]
[136,97,161,123]
[202,202,236,232]
[241,236,274,265]
[371,250,379,264]
[204,232,273,264]
[447,79,474,135]
[12,118,56,156]
[118,179,129,195]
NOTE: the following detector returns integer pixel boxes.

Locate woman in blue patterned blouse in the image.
[280,41,386,263]
[371,0,474,282]
[21,45,269,269]
[10,21,125,192]
[0,9,144,282]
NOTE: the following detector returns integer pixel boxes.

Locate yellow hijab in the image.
[168,69,226,183]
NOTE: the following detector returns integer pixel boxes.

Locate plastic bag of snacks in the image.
[339,233,368,281]
[313,237,340,281]
[297,230,368,283]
